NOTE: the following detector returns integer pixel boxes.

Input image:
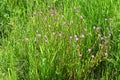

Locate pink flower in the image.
[37,34,41,37]
[45,40,48,42]
[62,15,64,18]
[75,37,79,41]
[44,35,47,38]
[91,55,94,58]
[88,48,91,52]
[70,36,72,39]
[79,54,82,57]
[51,13,54,16]
[81,34,85,38]
[62,21,66,25]
[25,37,29,41]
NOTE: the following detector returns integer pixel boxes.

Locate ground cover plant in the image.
[0,0,120,80]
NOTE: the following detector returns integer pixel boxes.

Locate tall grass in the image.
[0,0,120,80]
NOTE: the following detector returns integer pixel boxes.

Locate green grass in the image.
[0,0,120,80]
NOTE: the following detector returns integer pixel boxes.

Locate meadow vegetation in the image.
[0,0,120,80]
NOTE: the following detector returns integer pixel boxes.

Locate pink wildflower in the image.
[62,21,66,25]
[70,36,72,39]
[44,35,47,38]
[37,34,41,37]
[91,55,94,58]
[62,15,64,18]
[45,40,48,42]
[79,54,82,57]
[25,37,29,41]
[75,37,79,41]
[81,34,85,38]
[88,48,92,52]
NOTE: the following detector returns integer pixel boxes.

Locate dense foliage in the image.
[0,0,120,80]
